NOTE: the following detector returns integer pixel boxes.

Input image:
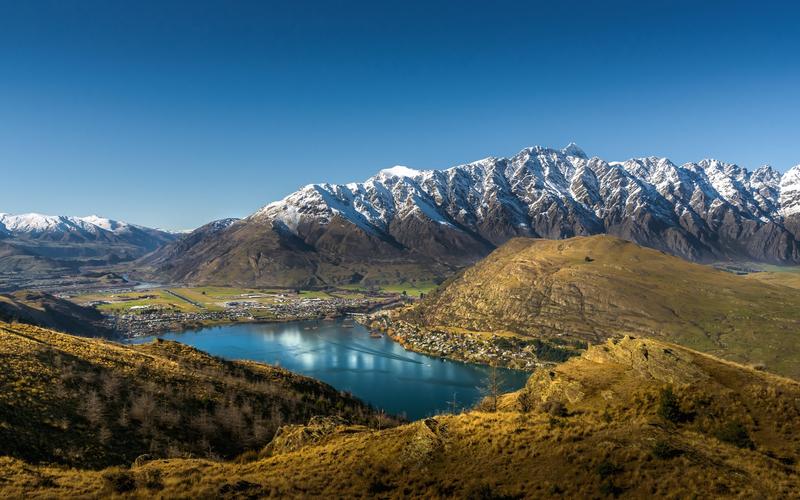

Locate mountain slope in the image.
[0,240,72,275]
[148,144,800,287]
[3,336,797,498]
[398,235,800,379]
[0,213,177,272]
[0,291,115,337]
[0,322,393,469]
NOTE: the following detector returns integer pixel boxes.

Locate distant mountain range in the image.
[0,212,176,276]
[145,143,800,287]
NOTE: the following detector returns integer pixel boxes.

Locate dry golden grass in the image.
[401,235,800,379]
[0,321,394,470]
[746,270,800,290]
[1,334,797,498]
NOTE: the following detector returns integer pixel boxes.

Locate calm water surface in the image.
[131,319,529,420]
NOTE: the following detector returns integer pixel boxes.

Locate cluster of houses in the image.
[109,294,397,337]
[366,314,539,370]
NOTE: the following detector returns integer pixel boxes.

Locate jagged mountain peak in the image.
[561,142,588,159]
[253,145,800,260]
[779,164,800,216]
[151,144,800,287]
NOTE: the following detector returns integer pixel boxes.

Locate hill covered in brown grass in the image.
[398,235,800,379]
[1,335,797,498]
[0,322,395,470]
[0,291,115,338]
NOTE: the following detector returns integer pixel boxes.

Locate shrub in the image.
[464,482,520,500]
[596,459,622,479]
[651,439,683,459]
[219,480,265,497]
[517,390,535,413]
[713,422,755,449]
[530,339,580,363]
[599,480,624,497]
[102,470,136,493]
[540,400,567,417]
[137,469,163,490]
[657,387,688,423]
[233,449,260,463]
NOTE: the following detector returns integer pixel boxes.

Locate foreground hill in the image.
[0,291,115,337]
[3,336,797,498]
[0,322,392,469]
[399,235,800,379]
[146,144,800,287]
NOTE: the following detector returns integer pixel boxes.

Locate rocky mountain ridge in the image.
[148,144,800,287]
[0,212,177,276]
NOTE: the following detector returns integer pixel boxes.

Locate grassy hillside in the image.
[0,291,115,337]
[0,322,396,469]
[399,235,800,379]
[2,336,797,498]
[746,269,800,290]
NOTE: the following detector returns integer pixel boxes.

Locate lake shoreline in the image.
[110,296,407,338]
[128,319,530,419]
[363,312,542,371]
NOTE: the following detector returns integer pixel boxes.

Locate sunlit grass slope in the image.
[2,336,797,498]
[400,235,800,379]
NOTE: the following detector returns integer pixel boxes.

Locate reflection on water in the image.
[131,319,529,420]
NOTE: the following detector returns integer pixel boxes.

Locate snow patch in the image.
[379,165,421,178]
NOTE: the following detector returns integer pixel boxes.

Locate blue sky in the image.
[2,0,799,230]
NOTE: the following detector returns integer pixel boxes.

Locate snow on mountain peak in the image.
[0,212,170,239]
[79,215,128,232]
[250,144,800,253]
[379,165,421,178]
[0,213,72,233]
[561,142,587,159]
[780,164,800,216]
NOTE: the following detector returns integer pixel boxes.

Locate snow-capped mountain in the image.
[149,144,800,287]
[0,213,173,241]
[0,212,177,269]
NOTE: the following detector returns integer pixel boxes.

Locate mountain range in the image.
[0,213,176,276]
[145,144,800,287]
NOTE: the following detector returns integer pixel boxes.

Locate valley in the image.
[4,149,800,500]
[6,1,800,495]
[63,284,413,337]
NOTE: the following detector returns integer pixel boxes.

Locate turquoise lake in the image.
[131,319,529,420]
